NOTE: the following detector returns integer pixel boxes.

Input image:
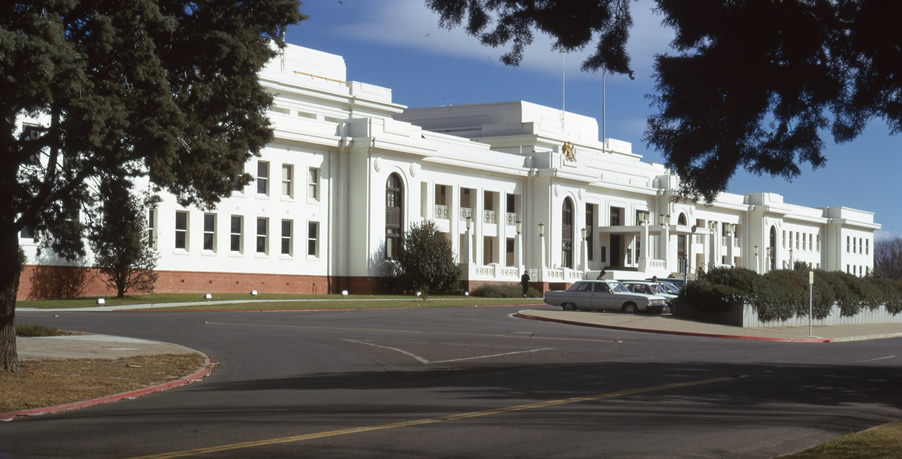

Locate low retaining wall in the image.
[674,301,902,328]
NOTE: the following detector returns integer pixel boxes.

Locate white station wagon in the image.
[544,280,669,314]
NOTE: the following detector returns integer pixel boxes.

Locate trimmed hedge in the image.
[682,267,902,322]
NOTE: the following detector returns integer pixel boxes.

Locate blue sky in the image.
[288,0,901,239]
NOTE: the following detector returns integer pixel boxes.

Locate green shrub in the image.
[682,279,739,311]
[684,267,902,322]
[871,278,902,315]
[472,284,541,298]
[394,220,460,294]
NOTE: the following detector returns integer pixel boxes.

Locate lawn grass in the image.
[15,293,544,310]
[782,420,902,458]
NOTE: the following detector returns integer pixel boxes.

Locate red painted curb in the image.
[514,313,833,343]
[1,354,214,422]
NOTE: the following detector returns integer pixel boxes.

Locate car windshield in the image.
[648,284,666,294]
[610,282,630,293]
[660,282,680,294]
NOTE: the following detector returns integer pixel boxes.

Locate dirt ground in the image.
[0,353,207,413]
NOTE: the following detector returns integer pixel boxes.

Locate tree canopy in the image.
[0,0,304,372]
[426,0,902,200]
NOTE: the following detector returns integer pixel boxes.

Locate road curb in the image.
[514,312,834,343]
[0,354,214,422]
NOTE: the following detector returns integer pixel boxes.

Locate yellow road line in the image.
[131,375,736,459]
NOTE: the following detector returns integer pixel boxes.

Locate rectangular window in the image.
[203,213,216,251]
[308,221,319,256]
[19,224,34,240]
[281,219,292,255]
[175,211,189,250]
[230,215,243,252]
[601,246,607,263]
[281,164,293,198]
[866,239,869,255]
[610,207,622,226]
[307,167,319,200]
[256,217,268,254]
[847,236,850,252]
[148,209,157,248]
[257,161,270,195]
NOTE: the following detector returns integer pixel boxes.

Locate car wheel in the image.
[562,303,575,312]
[621,302,638,314]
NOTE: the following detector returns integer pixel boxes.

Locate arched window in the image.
[678,213,688,226]
[562,198,573,268]
[385,174,403,259]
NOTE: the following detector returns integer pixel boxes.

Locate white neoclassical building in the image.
[16,44,880,298]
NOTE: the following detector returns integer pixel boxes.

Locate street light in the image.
[466,217,471,231]
[516,220,521,235]
[581,227,587,240]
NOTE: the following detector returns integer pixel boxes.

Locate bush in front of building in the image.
[682,267,902,322]
[471,284,541,298]
[394,220,460,295]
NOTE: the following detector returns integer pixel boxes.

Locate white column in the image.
[662,220,671,272]
[727,231,735,266]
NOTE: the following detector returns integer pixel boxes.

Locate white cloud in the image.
[335,0,673,81]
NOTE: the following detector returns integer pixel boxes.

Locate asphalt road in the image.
[6,305,902,458]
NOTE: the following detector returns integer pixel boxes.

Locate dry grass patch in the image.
[0,353,206,413]
[783,420,902,458]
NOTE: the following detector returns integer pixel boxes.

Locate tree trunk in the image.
[0,225,20,373]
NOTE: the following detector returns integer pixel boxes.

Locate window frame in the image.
[230,215,243,253]
[307,167,320,201]
[281,219,293,256]
[175,211,189,250]
[203,213,217,252]
[281,164,293,198]
[256,217,268,255]
[307,221,319,257]
[257,160,270,196]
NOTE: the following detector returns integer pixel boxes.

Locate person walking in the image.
[520,271,530,298]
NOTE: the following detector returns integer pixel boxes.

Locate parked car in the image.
[543,280,669,314]
[620,280,678,310]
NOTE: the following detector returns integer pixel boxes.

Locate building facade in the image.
[16,44,880,299]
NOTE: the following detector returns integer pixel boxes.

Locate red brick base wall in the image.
[16,265,388,300]
[16,265,562,300]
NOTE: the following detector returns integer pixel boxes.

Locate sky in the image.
[287,0,901,239]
